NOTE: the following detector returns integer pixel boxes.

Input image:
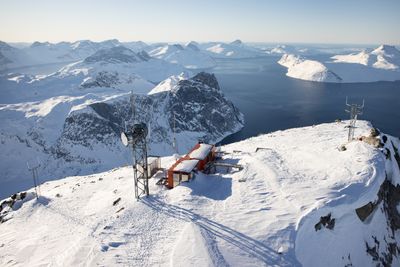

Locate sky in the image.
[0,0,399,45]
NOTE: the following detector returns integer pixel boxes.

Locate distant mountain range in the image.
[278,45,400,83]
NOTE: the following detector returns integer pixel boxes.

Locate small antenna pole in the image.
[345,97,365,142]
[130,91,136,123]
[172,113,178,155]
[27,159,41,199]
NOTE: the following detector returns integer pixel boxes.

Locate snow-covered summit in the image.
[230,39,243,46]
[278,54,342,82]
[185,41,200,51]
[148,72,189,95]
[148,43,216,69]
[83,46,148,64]
[1,121,399,266]
[332,44,400,70]
[203,40,263,59]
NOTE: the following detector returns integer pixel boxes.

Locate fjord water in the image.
[213,56,400,144]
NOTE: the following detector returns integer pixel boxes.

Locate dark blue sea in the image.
[210,56,400,144]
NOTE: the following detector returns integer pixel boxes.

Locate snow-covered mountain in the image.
[0,39,152,71]
[1,121,399,266]
[121,41,148,52]
[148,43,216,69]
[332,45,400,70]
[0,45,190,103]
[278,54,342,82]
[201,39,264,58]
[24,39,123,64]
[278,45,400,83]
[267,44,301,55]
[0,41,35,70]
[0,72,244,198]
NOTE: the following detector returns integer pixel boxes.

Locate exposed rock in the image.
[359,136,383,148]
[391,141,400,169]
[365,242,380,261]
[314,213,335,231]
[356,201,376,222]
[58,72,244,165]
[113,197,121,206]
[370,128,380,137]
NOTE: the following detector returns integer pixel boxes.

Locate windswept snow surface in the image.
[278,45,400,83]
[1,121,399,266]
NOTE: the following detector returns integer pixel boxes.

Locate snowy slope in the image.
[0,72,244,199]
[332,45,400,70]
[1,121,399,266]
[149,43,216,69]
[278,54,342,82]
[279,45,400,83]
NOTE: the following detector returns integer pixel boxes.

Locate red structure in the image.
[166,143,215,188]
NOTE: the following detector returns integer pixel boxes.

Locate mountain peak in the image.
[30,41,52,48]
[185,41,200,51]
[191,72,220,90]
[0,41,15,51]
[230,39,243,46]
[83,46,144,64]
[372,44,400,57]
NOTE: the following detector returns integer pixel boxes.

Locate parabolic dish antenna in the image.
[121,132,129,147]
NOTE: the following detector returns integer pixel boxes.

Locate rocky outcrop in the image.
[60,72,243,152]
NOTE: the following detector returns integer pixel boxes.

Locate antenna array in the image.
[27,159,41,199]
[121,92,150,200]
[345,97,365,142]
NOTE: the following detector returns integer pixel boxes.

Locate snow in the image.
[201,41,264,59]
[188,144,213,160]
[278,54,342,82]
[148,73,188,95]
[279,45,400,83]
[1,120,398,266]
[148,44,216,69]
[173,159,199,173]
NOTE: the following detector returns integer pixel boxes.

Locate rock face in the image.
[60,72,244,155]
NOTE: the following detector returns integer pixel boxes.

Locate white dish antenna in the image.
[121,132,129,147]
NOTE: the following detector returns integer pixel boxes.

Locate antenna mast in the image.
[172,113,178,154]
[27,159,41,199]
[345,97,364,142]
[121,93,150,200]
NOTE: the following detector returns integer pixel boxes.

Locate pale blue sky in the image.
[0,0,399,44]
